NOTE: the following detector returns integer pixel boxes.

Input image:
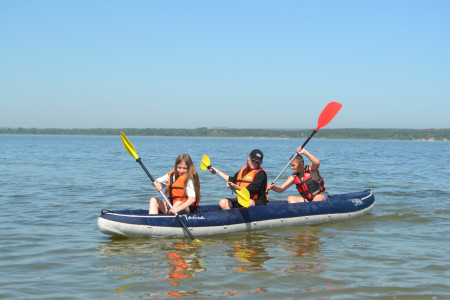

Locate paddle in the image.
[120,131,200,242]
[200,154,251,208]
[271,101,342,185]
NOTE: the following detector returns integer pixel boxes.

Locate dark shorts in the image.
[226,198,267,208]
[189,206,199,213]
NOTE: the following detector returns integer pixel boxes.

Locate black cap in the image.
[249,149,263,163]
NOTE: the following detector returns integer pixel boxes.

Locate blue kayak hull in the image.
[97,189,375,237]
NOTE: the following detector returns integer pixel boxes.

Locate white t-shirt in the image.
[157,173,196,198]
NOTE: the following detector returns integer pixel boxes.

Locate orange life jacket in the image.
[236,167,268,201]
[167,171,199,207]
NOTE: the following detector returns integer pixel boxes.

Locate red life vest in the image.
[293,167,326,201]
[236,167,268,201]
[167,171,199,207]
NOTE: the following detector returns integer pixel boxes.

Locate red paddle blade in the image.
[315,101,342,131]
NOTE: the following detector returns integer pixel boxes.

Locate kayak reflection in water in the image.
[281,229,332,280]
[230,234,272,274]
[165,241,205,287]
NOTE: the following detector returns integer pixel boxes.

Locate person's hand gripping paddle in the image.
[120,131,201,242]
[200,155,251,208]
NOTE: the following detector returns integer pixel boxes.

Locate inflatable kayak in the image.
[97,189,375,238]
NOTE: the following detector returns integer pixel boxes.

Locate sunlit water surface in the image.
[0,135,449,299]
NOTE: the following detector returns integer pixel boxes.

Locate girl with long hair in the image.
[149,154,201,215]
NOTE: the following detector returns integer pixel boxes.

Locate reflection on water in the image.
[97,237,207,298]
[282,229,326,275]
[2,136,449,298]
[222,228,338,297]
[96,228,333,298]
[228,228,326,271]
[114,274,134,293]
[164,240,206,297]
[95,226,341,298]
[230,233,273,274]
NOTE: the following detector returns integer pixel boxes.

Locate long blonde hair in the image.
[171,154,201,201]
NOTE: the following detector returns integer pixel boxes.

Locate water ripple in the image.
[1,136,449,299]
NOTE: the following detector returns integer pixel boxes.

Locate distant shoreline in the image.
[1,127,448,141]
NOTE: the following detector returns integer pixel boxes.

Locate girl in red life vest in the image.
[149,154,201,215]
[268,147,329,203]
[209,149,268,210]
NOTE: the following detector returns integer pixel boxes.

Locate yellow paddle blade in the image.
[120,131,139,160]
[200,154,211,171]
[236,188,251,208]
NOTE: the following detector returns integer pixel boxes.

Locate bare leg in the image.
[149,197,169,214]
[219,198,232,210]
[287,195,306,203]
[311,194,327,202]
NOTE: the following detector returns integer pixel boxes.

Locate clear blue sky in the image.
[1,0,449,129]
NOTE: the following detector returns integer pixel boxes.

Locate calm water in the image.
[0,135,449,299]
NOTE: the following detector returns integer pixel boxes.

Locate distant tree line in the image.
[0,127,448,141]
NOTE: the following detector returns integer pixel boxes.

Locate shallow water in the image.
[0,135,449,299]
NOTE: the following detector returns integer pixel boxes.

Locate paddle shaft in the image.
[209,166,238,192]
[271,101,342,185]
[136,158,197,241]
[271,129,317,185]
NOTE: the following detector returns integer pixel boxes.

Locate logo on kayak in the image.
[349,198,363,206]
[184,215,205,221]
